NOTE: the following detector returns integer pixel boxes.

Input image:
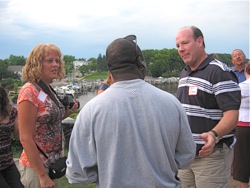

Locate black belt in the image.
[195,136,235,155]
[215,136,235,148]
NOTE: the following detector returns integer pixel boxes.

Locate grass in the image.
[82,71,108,81]
[58,177,96,188]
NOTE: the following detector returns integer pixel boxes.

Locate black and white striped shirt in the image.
[177,55,241,145]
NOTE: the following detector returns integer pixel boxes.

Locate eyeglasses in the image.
[232,53,244,58]
[124,35,137,52]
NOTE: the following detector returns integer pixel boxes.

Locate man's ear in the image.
[136,56,147,79]
[108,71,115,84]
[137,56,146,70]
[137,56,146,71]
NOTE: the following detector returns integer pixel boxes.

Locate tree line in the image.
[0,48,235,82]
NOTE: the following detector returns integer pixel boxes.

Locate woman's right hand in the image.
[39,174,55,188]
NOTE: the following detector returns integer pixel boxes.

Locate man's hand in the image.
[198,131,216,158]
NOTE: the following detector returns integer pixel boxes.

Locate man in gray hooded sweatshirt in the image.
[66,35,196,188]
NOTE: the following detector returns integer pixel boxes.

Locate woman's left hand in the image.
[67,100,79,116]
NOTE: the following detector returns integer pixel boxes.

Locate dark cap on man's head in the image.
[106,35,146,81]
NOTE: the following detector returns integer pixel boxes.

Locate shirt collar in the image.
[185,54,213,72]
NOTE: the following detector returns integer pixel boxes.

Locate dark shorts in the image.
[0,164,24,188]
[233,126,250,183]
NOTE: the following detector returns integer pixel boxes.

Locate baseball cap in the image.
[106,35,146,81]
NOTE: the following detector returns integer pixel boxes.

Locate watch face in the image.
[215,137,220,144]
[210,130,219,143]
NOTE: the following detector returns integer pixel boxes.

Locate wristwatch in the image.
[210,129,220,143]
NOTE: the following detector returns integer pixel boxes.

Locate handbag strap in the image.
[37,80,60,108]
[36,143,48,159]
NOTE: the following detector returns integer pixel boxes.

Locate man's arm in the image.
[66,108,98,185]
[198,110,239,158]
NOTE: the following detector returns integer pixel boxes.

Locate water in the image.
[77,84,178,109]
[77,91,97,108]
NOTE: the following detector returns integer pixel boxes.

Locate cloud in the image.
[0,0,249,59]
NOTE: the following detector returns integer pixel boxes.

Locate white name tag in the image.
[38,90,47,102]
[188,86,198,96]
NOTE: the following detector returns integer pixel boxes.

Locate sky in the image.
[0,0,249,60]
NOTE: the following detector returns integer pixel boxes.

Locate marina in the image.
[52,78,178,109]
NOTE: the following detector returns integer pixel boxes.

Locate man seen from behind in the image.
[66,35,196,188]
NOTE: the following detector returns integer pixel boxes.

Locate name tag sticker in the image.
[38,91,47,102]
[188,86,198,96]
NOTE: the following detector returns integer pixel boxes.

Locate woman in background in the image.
[233,61,250,188]
[0,86,24,188]
[97,73,113,95]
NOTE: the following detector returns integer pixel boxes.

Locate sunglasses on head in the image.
[124,35,137,52]
[124,35,146,69]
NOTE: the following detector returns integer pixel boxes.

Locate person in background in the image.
[231,49,247,177]
[66,35,196,188]
[0,86,24,188]
[231,49,247,83]
[175,26,241,188]
[17,44,78,188]
[233,61,250,188]
[97,75,112,95]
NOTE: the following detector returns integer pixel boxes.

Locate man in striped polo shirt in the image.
[175,26,241,188]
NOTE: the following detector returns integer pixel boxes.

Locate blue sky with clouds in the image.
[0,0,249,60]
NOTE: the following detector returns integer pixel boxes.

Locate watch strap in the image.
[210,129,220,143]
[210,129,218,137]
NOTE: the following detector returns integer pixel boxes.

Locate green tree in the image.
[0,59,19,80]
[96,54,107,71]
[7,55,26,65]
[79,65,89,76]
[0,59,8,80]
[149,62,163,77]
[63,55,76,75]
[87,58,97,64]
[87,62,97,71]
[143,48,185,77]
[216,53,233,66]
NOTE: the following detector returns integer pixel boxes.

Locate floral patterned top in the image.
[0,107,17,171]
[17,82,65,168]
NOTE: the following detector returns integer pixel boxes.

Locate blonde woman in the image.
[17,44,78,188]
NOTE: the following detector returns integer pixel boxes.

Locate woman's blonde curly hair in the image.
[22,44,65,83]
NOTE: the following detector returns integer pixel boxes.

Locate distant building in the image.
[73,60,88,70]
[7,65,23,78]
